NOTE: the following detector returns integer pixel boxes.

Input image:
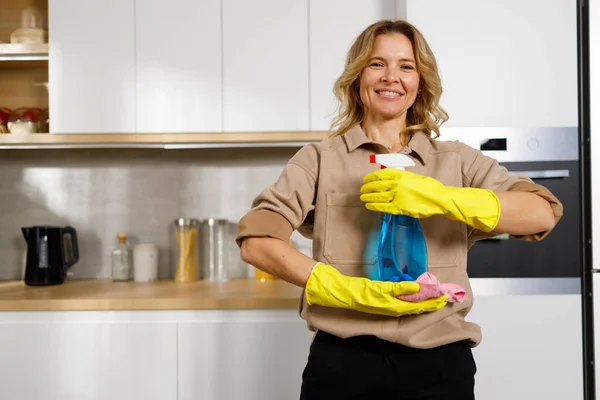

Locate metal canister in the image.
[199,218,230,282]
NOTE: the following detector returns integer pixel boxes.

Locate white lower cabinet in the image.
[0,314,178,400]
[469,295,583,400]
[177,310,314,400]
[1,301,580,400]
[0,310,313,400]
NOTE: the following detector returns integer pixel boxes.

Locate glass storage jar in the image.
[173,218,200,282]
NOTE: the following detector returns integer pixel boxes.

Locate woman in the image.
[236,20,562,399]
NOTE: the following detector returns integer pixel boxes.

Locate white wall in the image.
[0,148,302,280]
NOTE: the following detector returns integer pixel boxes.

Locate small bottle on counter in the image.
[112,232,133,281]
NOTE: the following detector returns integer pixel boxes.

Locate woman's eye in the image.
[401,65,414,70]
[370,62,383,67]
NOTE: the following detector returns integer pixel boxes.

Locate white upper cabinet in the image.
[309,0,398,131]
[406,0,578,128]
[49,0,136,133]
[222,0,310,132]
[135,0,222,133]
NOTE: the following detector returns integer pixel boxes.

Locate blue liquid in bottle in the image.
[377,213,427,282]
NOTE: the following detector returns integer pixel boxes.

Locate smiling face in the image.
[358,33,420,123]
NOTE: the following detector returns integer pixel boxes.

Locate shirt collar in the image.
[342,124,432,164]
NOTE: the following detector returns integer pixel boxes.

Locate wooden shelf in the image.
[0,131,332,149]
[0,43,48,63]
[0,58,47,69]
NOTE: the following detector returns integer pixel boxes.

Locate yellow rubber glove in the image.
[360,168,501,232]
[305,263,447,317]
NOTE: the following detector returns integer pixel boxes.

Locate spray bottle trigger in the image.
[369,153,415,170]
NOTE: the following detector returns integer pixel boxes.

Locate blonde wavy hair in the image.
[330,20,448,139]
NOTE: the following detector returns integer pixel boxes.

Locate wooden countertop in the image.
[0,279,303,311]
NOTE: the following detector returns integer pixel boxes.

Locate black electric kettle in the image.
[22,226,79,286]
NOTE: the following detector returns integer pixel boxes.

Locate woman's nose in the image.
[382,69,400,82]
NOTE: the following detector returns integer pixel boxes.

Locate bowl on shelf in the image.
[7,107,42,134]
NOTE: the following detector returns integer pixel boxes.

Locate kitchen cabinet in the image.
[0,309,313,400]
[41,0,578,135]
[308,0,398,131]
[0,1,49,112]
[222,0,309,132]
[469,294,583,399]
[48,0,136,133]
[135,0,222,133]
[0,296,585,399]
[406,0,577,128]
[0,314,178,400]
[177,311,313,400]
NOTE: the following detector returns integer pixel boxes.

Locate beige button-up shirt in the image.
[237,125,563,348]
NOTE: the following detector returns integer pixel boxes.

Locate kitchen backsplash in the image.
[0,146,313,280]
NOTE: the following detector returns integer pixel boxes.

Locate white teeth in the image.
[378,90,401,97]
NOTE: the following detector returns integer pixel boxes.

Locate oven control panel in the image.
[436,126,578,162]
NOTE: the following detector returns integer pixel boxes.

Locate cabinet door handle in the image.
[508,169,570,179]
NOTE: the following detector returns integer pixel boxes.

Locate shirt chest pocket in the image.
[419,216,465,268]
[322,193,381,266]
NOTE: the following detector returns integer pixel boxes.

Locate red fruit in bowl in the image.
[0,107,11,133]
[22,108,41,123]
[0,107,11,124]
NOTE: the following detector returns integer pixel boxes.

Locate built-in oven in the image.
[438,127,580,295]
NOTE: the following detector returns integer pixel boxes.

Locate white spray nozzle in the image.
[369,153,415,170]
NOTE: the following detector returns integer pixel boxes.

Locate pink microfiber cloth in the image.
[398,272,466,303]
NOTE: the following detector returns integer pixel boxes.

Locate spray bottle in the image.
[369,154,428,282]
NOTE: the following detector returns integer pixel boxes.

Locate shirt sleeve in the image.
[235,144,319,247]
[457,142,564,243]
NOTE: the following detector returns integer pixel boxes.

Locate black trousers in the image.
[300,330,476,400]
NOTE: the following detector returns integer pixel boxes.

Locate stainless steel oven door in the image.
[467,160,580,279]
[438,127,580,295]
